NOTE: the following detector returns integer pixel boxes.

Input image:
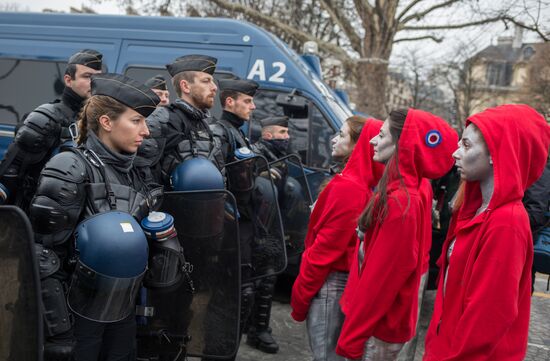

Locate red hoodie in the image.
[290,119,385,322]
[336,109,458,359]
[423,104,550,361]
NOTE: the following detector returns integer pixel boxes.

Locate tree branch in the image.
[353,0,374,30]
[394,34,443,43]
[400,0,461,24]
[402,14,549,41]
[206,0,352,61]
[319,0,363,53]
[501,16,549,42]
[396,0,426,22]
[401,16,505,31]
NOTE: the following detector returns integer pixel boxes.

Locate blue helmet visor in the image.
[68,260,145,322]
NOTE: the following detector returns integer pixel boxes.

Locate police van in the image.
[0,12,353,271]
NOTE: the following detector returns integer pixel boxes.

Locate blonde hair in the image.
[77,95,126,145]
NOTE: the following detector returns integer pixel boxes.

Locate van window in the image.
[0,59,66,126]
[250,90,335,169]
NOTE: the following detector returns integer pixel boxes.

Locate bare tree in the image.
[430,40,499,133]
[521,42,550,117]
[93,0,550,119]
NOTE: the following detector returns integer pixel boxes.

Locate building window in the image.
[486,62,513,86]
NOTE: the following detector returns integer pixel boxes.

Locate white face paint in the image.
[370,117,396,164]
[453,123,492,182]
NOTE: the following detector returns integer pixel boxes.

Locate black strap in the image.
[69,147,117,211]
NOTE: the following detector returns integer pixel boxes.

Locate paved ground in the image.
[229,273,550,361]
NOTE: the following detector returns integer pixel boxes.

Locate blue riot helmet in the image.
[226,147,256,207]
[141,212,192,290]
[170,157,224,191]
[67,211,148,322]
[169,157,226,239]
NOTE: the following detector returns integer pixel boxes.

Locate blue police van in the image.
[0,12,353,272]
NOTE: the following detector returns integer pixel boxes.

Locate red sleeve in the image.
[441,225,529,361]
[336,196,419,359]
[290,189,364,322]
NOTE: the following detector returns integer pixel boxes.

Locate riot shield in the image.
[225,155,287,282]
[136,190,241,360]
[268,154,313,260]
[0,206,43,361]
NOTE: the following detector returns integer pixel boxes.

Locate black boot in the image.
[246,277,279,354]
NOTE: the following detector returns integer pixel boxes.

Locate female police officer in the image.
[29,73,160,361]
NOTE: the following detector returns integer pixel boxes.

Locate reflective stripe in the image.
[0,129,15,137]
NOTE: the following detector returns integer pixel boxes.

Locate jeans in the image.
[307,271,348,361]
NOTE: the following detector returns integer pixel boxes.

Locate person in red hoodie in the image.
[423,104,550,361]
[290,117,385,361]
[336,109,458,360]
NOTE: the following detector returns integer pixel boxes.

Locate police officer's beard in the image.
[192,92,212,111]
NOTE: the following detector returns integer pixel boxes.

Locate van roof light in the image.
[303,41,318,55]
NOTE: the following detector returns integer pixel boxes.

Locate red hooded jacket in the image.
[336,109,458,359]
[290,119,384,322]
[423,104,550,361]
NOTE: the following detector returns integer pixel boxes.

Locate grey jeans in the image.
[306,271,348,361]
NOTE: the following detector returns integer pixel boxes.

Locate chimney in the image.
[497,36,513,46]
[513,26,523,48]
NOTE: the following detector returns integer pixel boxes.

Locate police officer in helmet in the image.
[0,49,103,209]
[29,73,161,360]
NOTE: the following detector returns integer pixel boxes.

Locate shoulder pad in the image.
[148,107,169,125]
[22,108,60,131]
[41,151,88,184]
[209,122,227,138]
[15,111,62,151]
[33,102,62,120]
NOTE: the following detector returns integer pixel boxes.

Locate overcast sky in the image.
[5,0,549,70]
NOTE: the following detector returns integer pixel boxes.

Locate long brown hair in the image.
[358,109,409,231]
[342,115,368,165]
[77,95,126,145]
[318,116,368,193]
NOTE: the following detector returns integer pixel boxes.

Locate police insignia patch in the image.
[425,130,442,148]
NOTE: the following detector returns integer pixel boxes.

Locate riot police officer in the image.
[29,73,161,361]
[244,116,291,354]
[134,74,171,184]
[211,78,259,162]
[0,49,103,210]
[253,116,290,161]
[144,74,170,107]
[137,54,225,188]
[210,78,267,358]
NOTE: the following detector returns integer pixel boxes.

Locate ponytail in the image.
[76,95,126,145]
[77,99,91,145]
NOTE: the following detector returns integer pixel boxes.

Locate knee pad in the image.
[41,277,72,336]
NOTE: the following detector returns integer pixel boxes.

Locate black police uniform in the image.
[133,74,169,185]
[209,79,265,357]
[246,116,291,354]
[0,49,103,211]
[30,74,161,361]
[136,55,224,187]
